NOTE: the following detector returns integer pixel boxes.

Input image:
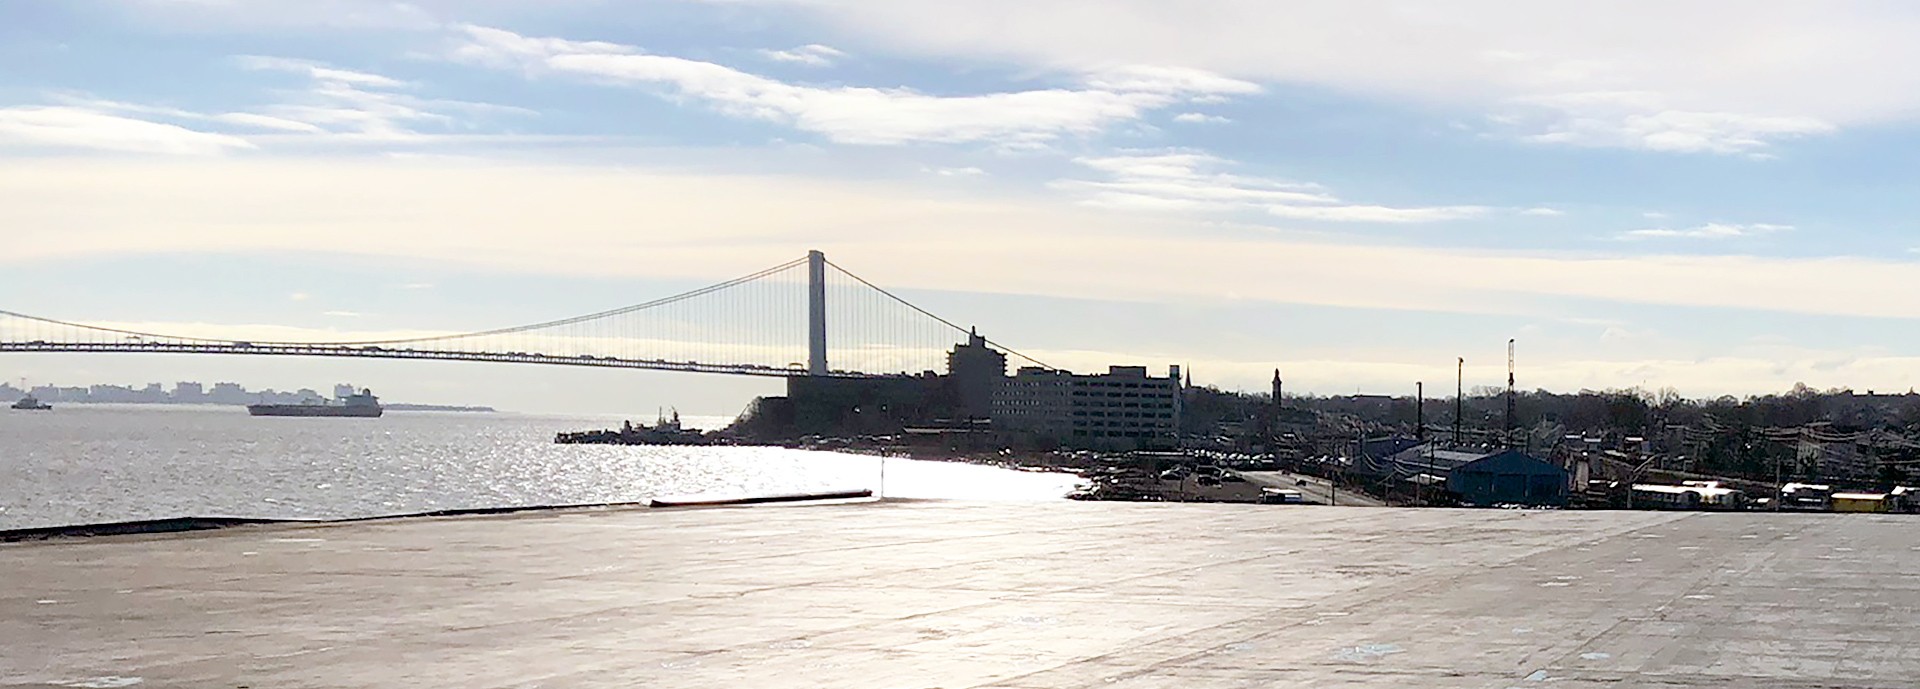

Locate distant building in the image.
[209,382,248,405]
[993,365,1182,451]
[173,382,205,402]
[946,329,1006,420]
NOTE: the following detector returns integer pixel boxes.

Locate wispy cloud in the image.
[448,25,1258,147]
[1502,91,1834,156]
[1054,152,1488,223]
[6,57,525,153]
[1622,222,1793,240]
[237,55,406,88]
[1520,207,1565,217]
[1267,204,1489,223]
[238,55,530,141]
[759,44,846,67]
[923,166,987,177]
[1171,112,1230,124]
[0,106,254,155]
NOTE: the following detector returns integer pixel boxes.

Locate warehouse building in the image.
[1446,449,1570,507]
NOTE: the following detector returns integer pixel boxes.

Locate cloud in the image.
[698,0,1920,154]
[448,25,1257,147]
[760,44,846,67]
[1503,93,1835,155]
[1520,207,1565,217]
[1266,204,1489,223]
[117,0,443,30]
[210,112,326,133]
[0,106,254,155]
[1622,222,1792,240]
[236,56,529,141]
[923,166,986,177]
[321,310,362,317]
[17,57,523,149]
[1171,112,1230,124]
[19,157,1918,326]
[1081,66,1260,96]
[288,292,311,301]
[236,55,407,88]
[1055,152,1487,223]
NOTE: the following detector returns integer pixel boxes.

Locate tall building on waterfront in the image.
[992,364,1182,451]
[946,328,1006,420]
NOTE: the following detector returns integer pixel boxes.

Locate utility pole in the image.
[1454,357,1464,448]
[1415,382,1425,442]
[1505,339,1516,450]
[1774,451,1783,512]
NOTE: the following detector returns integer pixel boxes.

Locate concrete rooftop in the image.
[4,501,1917,688]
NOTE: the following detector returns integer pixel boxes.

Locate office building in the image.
[993,364,1182,451]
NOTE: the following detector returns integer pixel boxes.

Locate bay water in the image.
[0,404,1081,531]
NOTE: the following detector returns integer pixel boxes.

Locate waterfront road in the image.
[5,502,1918,687]
[1238,470,1388,507]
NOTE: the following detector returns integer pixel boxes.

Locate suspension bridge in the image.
[0,251,1043,378]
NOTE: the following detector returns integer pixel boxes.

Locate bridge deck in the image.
[0,342,881,377]
[4,502,1916,688]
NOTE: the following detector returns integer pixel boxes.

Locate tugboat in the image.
[247,388,383,418]
[11,394,51,411]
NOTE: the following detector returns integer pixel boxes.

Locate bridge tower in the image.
[808,249,828,376]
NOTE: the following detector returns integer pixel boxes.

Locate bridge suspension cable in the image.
[0,252,1048,378]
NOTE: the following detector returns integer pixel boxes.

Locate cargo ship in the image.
[247,388,383,418]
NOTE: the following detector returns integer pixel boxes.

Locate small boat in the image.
[11,395,51,411]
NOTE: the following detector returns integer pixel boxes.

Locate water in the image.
[0,405,1083,531]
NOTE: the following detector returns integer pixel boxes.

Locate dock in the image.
[4,502,1917,687]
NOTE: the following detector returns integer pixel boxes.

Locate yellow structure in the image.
[1831,492,1890,513]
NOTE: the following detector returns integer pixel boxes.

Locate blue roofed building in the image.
[1446,449,1570,507]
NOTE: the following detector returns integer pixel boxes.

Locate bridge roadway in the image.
[0,342,874,378]
[5,501,1917,688]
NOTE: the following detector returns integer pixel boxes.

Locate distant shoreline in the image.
[17,401,498,413]
[383,404,498,413]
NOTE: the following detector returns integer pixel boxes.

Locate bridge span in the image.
[0,250,1046,378]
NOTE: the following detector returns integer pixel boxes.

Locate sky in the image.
[7,0,1920,415]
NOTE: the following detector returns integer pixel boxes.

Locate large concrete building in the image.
[992,364,1182,451]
